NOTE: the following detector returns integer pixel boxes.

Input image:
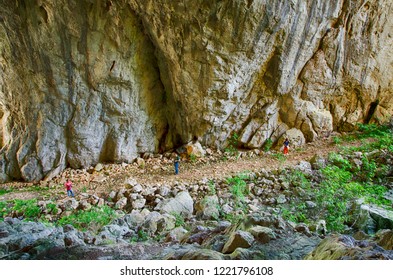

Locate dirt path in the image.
[1,135,363,202]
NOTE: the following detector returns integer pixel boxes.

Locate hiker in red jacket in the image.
[65,179,75,197]
[283,138,290,155]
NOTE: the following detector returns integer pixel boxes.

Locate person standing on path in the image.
[174,155,180,175]
[65,179,75,197]
[283,138,290,155]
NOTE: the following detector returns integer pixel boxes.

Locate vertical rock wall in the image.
[0,0,392,182]
[0,0,168,182]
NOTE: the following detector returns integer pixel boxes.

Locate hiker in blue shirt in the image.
[174,155,180,175]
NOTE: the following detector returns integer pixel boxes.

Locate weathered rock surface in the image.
[305,234,393,260]
[1,0,392,182]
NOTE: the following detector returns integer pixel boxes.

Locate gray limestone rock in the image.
[1,0,392,182]
[160,191,194,218]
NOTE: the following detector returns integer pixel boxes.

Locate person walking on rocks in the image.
[65,179,75,197]
[174,155,180,175]
[283,138,290,155]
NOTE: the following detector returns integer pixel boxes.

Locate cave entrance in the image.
[364,100,379,124]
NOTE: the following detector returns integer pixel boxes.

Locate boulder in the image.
[115,197,128,210]
[351,201,393,234]
[184,141,206,157]
[195,195,220,220]
[165,227,188,242]
[375,229,393,250]
[160,191,194,218]
[305,234,393,260]
[249,226,276,244]
[94,163,104,172]
[222,230,255,254]
[132,198,146,210]
[310,154,327,170]
[294,161,313,176]
[277,128,306,150]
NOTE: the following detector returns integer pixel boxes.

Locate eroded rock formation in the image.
[1,0,392,182]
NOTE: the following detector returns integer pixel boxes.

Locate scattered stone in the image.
[305,201,317,209]
[195,195,220,220]
[136,158,145,168]
[115,197,128,210]
[92,175,107,183]
[310,154,327,170]
[166,227,188,242]
[160,191,194,218]
[61,198,79,211]
[222,230,255,254]
[132,198,146,209]
[108,191,117,201]
[276,195,287,204]
[78,200,92,211]
[94,163,104,172]
[249,226,276,244]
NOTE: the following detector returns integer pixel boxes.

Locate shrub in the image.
[12,199,41,220]
[57,205,117,232]
[263,139,273,152]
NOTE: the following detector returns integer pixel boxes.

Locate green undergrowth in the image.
[57,205,118,232]
[0,199,41,221]
[0,199,118,233]
[222,173,251,223]
[281,123,393,232]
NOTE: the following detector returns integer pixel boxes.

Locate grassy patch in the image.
[272,152,286,163]
[57,205,117,232]
[279,122,393,232]
[263,139,273,152]
[225,133,239,156]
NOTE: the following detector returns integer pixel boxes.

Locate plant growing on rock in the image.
[57,205,117,232]
[263,138,273,152]
[225,133,239,156]
[11,199,41,220]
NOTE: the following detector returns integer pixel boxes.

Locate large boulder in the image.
[305,234,393,260]
[195,195,220,220]
[222,230,255,254]
[159,191,194,218]
[350,201,393,234]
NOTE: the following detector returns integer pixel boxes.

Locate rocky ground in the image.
[0,135,344,202]
[1,134,393,260]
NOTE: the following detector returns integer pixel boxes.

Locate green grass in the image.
[272,152,286,162]
[263,139,273,152]
[57,205,117,232]
[0,187,15,196]
[171,212,186,228]
[279,122,393,232]
[1,199,41,220]
[225,173,250,217]
[189,153,197,163]
[208,180,217,195]
[225,133,239,156]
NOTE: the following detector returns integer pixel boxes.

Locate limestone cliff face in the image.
[0,0,392,182]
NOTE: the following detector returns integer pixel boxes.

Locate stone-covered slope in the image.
[1,0,392,182]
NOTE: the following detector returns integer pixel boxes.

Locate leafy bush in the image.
[12,199,41,220]
[286,170,311,189]
[57,205,117,232]
[226,173,249,203]
[263,139,273,152]
[225,133,239,156]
